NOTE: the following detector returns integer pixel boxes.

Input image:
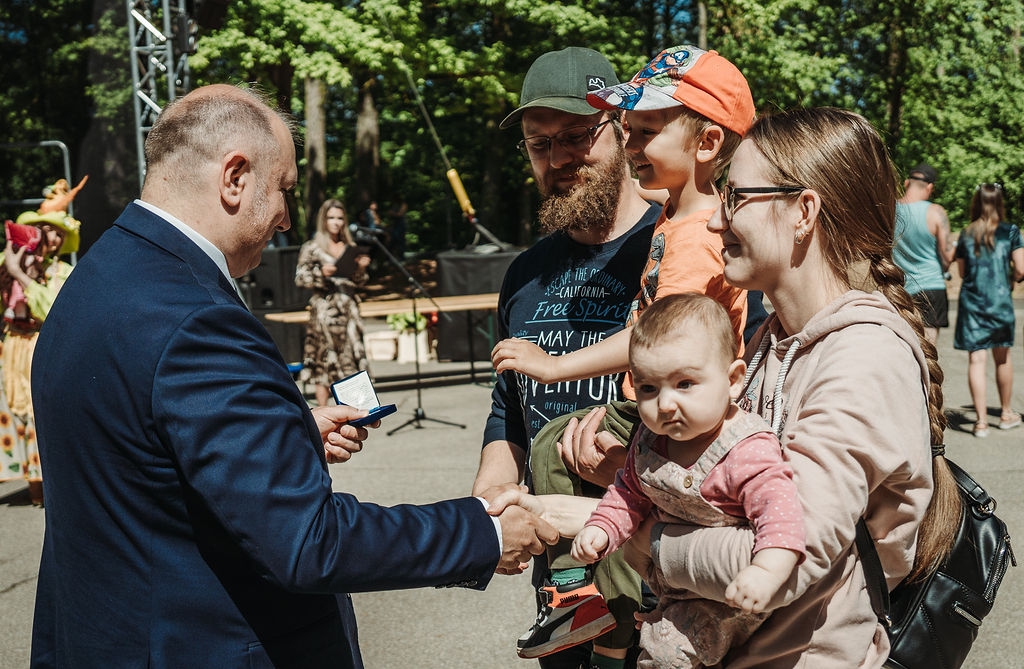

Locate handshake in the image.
[481,484,557,574]
[479,485,598,575]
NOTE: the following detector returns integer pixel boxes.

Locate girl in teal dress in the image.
[952,183,1024,437]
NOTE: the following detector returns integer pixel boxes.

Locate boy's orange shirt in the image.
[623,206,747,399]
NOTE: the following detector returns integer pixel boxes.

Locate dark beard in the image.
[537,143,627,235]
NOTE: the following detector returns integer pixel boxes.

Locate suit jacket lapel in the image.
[115,202,249,309]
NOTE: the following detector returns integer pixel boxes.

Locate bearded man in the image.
[472,47,659,669]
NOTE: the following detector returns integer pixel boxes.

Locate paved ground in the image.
[1,304,1023,669]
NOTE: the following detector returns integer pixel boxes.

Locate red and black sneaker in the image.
[515,579,616,659]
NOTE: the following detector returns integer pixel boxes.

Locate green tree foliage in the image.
[2,0,1022,252]
[0,0,94,213]
[892,0,1024,223]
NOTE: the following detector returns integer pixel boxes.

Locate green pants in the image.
[530,400,642,650]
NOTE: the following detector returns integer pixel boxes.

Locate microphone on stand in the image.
[349,223,387,237]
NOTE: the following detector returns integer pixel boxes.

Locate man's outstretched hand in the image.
[481,485,559,575]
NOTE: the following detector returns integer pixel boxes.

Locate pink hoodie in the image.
[644,290,933,668]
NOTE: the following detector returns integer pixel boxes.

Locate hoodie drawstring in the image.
[742,336,771,390]
[771,341,800,437]
[743,335,800,439]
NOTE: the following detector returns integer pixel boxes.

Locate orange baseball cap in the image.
[587,45,754,135]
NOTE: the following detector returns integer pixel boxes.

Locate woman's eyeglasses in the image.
[721,185,805,222]
[517,119,614,160]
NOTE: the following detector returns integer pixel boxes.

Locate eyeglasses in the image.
[721,185,805,222]
[517,119,614,160]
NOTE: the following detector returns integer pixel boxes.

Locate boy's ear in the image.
[696,125,725,163]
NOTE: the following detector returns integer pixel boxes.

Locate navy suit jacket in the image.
[30,203,499,668]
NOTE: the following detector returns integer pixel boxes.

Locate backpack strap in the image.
[857,446,971,628]
[855,517,891,629]
[945,459,995,514]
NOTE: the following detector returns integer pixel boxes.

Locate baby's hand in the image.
[570,526,609,564]
[725,564,779,614]
[633,609,657,631]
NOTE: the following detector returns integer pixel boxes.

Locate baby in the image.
[571,293,805,668]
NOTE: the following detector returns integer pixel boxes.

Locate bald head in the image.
[140,84,299,277]
[142,85,294,197]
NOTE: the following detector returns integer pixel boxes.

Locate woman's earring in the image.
[794,232,806,245]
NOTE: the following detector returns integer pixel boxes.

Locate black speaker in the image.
[436,248,520,361]
[241,246,310,311]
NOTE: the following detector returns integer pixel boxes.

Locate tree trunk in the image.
[267,62,294,118]
[479,120,505,245]
[304,77,327,241]
[355,76,380,212]
[885,4,911,149]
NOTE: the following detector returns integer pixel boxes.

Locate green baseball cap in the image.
[500,47,619,129]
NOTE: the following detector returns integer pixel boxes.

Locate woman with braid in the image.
[629,106,961,667]
[494,107,960,667]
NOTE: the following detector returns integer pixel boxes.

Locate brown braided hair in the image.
[746,107,959,581]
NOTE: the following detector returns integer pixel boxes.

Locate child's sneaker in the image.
[516,579,616,658]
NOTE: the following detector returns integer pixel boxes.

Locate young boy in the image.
[573,293,804,668]
[505,46,757,668]
[492,44,753,385]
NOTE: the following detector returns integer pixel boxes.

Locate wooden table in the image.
[263,292,501,381]
[263,292,500,323]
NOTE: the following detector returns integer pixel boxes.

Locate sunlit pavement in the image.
[2,303,1022,668]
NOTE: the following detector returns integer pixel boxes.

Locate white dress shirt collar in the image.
[133,199,241,295]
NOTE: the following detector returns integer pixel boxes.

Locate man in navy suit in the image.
[29,84,558,669]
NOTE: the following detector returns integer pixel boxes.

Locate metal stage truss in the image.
[126,0,196,188]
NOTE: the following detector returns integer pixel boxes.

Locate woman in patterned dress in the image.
[0,208,79,506]
[952,183,1024,437]
[294,199,370,406]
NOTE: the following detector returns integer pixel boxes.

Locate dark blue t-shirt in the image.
[483,203,659,457]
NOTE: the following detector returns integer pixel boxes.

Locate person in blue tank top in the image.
[893,163,955,345]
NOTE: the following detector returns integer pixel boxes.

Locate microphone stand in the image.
[355,229,466,435]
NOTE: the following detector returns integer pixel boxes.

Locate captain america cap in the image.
[587,45,754,135]
[500,47,619,129]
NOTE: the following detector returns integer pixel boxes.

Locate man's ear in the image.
[696,125,725,164]
[219,151,249,209]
